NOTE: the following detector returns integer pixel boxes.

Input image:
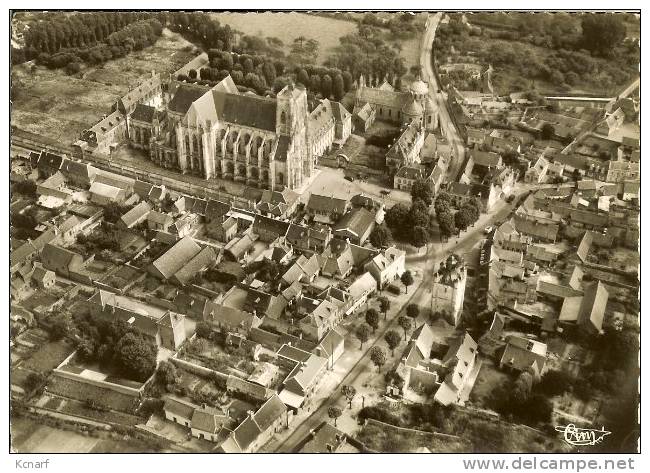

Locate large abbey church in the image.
[129,76,320,191]
[353,76,439,132]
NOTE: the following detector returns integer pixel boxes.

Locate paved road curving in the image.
[420,12,466,182]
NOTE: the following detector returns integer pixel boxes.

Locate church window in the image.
[280,111,287,125]
[193,135,202,158]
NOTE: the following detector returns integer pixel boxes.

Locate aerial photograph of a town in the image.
[8,6,641,461]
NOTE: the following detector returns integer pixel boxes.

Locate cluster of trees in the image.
[165,12,234,52]
[572,326,638,398]
[33,18,163,71]
[11,209,38,231]
[491,372,554,425]
[288,36,320,65]
[384,199,434,248]
[324,23,407,85]
[102,202,131,224]
[493,325,637,429]
[76,227,120,253]
[379,183,438,248]
[237,34,285,58]
[245,259,282,283]
[468,12,631,58]
[11,179,37,197]
[48,312,72,341]
[294,66,350,101]
[369,223,393,248]
[203,261,246,286]
[359,12,423,39]
[391,182,482,247]
[436,13,638,94]
[186,49,283,95]
[175,16,405,102]
[74,313,158,382]
[434,192,481,239]
[192,49,355,101]
[20,12,147,60]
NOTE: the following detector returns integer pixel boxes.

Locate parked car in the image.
[345,175,355,182]
[387,284,401,295]
[380,189,391,196]
[484,226,494,234]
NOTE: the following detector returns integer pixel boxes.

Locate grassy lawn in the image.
[47,375,140,413]
[11,417,101,453]
[20,291,61,311]
[10,417,160,453]
[176,368,224,398]
[11,28,196,145]
[21,339,75,373]
[211,12,421,70]
[57,398,143,426]
[211,12,357,64]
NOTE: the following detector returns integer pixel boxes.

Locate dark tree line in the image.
[165,12,234,52]
[190,49,354,100]
[22,17,163,71]
[23,12,147,57]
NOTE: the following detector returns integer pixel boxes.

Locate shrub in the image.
[358,405,402,426]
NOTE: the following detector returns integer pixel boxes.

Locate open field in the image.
[11,417,159,453]
[11,417,102,453]
[212,12,421,69]
[21,339,75,373]
[211,12,357,64]
[81,28,197,89]
[11,29,196,145]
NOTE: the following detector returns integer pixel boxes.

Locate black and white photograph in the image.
[5,2,643,467]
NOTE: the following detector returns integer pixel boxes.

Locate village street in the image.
[420,12,466,182]
[263,181,530,452]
